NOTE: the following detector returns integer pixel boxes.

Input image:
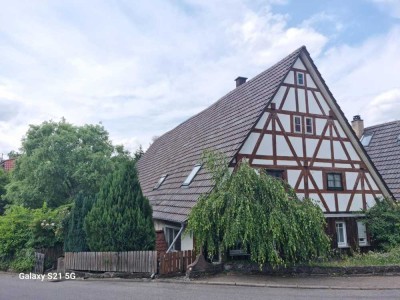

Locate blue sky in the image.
[0,0,399,155]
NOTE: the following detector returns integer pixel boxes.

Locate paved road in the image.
[0,273,399,300]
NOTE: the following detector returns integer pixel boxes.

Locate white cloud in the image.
[371,0,400,18]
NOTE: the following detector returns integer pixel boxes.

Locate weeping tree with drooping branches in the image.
[187,150,330,268]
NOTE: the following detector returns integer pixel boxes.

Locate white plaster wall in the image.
[344,142,361,161]
[298,89,306,113]
[334,120,346,138]
[335,163,352,168]
[365,173,378,190]
[282,88,296,112]
[276,135,292,156]
[306,74,317,88]
[333,141,347,160]
[313,162,332,168]
[277,160,298,166]
[346,172,358,190]
[284,71,295,84]
[307,91,323,115]
[255,112,268,129]
[338,194,350,212]
[293,58,306,70]
[288,136,303,157]
[314,92,330,114]
[252,159,273,165]
[256,134,273,156]
[350,194,363,211]
[306,138,318,157]
[366,194,377,209]
[273,86,287,107]
[322,193,336,212]
[278,114,291,132]
[316,140,331,159]
[240,132,260,154]
[310,170,323,189]
[287,169,301,187]
[315,118,326,135]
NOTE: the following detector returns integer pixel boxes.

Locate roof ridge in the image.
[364,120,400,130]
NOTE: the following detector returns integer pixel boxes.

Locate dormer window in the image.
[297,72,304,85]
[154,174,167,190]
[182,164,201,186]
[361,134,373,146]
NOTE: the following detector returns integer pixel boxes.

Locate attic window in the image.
[182,164,201,186]
[154,175,167,190]
[297,72,304,85]
[361,134,373,147]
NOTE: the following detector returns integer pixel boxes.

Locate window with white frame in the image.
[335,221,347,248]
[164,227,181,251]
[357,221,368,246]
[297,72,305,85]
[294,116,301,133]
[305,117,313,134]
[182,164,201,186]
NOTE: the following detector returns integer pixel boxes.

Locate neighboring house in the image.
[137,46,392,253]
[0,158,15,172]
[352,117,400,200]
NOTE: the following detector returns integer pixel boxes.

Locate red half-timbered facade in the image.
[137,46,392,253]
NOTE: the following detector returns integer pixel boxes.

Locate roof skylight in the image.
[154,174,167,190]
[182,164,201,186]
[361,134,373,147]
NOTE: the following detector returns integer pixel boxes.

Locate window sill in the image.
[337,245,350,249]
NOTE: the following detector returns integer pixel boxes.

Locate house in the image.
[351,117,400,200]
[0,158,15,172]
[137,46,392,253]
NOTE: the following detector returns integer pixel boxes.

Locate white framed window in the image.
[305,117,313,134]
[335,221,348,248]
[294,116,302,133]
[164,227,181,251]
[297,72,305,85]
[154,174,167,190]
[182,164,201,186]
[357,221,368,246]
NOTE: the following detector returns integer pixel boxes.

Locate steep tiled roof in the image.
[137,47,303,223]
[363,121,400,200]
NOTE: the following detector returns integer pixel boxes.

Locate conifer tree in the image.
[84,160,155,251]
[64,193,94,252]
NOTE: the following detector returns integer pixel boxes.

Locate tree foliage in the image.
[4,119,130,208]
[64,193,94,252]
[0,168,10,215]
[364,199,400,250]
[187,150,330,268]
[84,160,155,251]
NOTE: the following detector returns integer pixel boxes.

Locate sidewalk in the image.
[185,272,400,290]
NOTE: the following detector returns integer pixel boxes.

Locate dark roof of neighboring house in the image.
[363,120,400,200]
[137,46,304,223]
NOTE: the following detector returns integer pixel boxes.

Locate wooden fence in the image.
[34,252,45,274]
[159,250,195,275]
[65,251,157,274]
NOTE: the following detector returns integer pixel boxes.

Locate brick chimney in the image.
[235,76,247,87]
[351,115,364,138]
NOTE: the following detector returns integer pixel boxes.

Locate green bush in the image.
[364,199,400,250]
[0,204,69,271]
